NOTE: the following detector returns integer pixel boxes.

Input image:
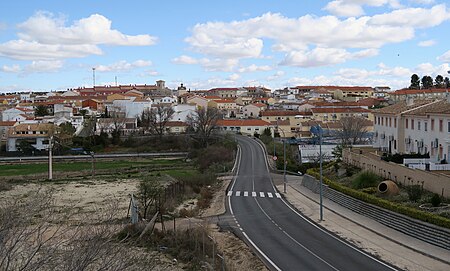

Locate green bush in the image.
[430,193,442,207]
[306,169,450,229]
[407,185,423,202]
[352,171,383,189]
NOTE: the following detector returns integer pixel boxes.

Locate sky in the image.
[0,0,449,93]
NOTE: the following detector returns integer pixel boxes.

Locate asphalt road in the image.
[222,136,397,271]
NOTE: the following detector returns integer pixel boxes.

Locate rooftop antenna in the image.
[115,76,118,86]
[92,68,96,87]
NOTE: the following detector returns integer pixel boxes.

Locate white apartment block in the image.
[374,98,450,162]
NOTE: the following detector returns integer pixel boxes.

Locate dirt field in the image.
[1,175,267,270]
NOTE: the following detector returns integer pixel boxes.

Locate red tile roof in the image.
[0,121,16,126]
[217,119,271,126]
[294,86,374,92]
[261,110,312,116]
[391,88,449,95]
[311,107,370,113]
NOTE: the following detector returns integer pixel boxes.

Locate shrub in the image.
[430,193,442,207]
[407,185,423,202]
[306,168,450,229]
[352,171,383,189]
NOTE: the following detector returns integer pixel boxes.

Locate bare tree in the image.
[337,116,369,145]
[186,107,222,147]
[0,189,156,271]
[140,105,175,139]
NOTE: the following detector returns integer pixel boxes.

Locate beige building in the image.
[311,107,373,122]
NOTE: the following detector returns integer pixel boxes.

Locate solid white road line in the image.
[227,191,233,197]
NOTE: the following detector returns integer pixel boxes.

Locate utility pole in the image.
[283,139,287,193]
[92,67,96,87]
[90,151,95,178]
[48,136,53,180]
[319,125,323,221]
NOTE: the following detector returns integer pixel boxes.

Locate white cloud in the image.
[237,64,272,73]
[95,60,152,72]
[324,0,403,17]
[415,62,450,76]
[369,4,450,28]
[172,55,238,72]
[228,73,240,80]
[410,0,435,4]
[323,1,365,17]
[267,70,285,80]
[24,60,64,73]
[1,64,21,73]
[418,39,436,47]
[437,50,450,62]
[0,40,102,60]
[18,12,157,46]
[172,55,199,65]
[0,12,157,61]
[280,48,378,67]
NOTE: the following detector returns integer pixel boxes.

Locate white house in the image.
[7,123,54,152]
[2,107,34,121]
[374,98,450,163]
[217,119,271,136]
[109,97,152,118]
[171,104,196,122]
[242,103,267,118]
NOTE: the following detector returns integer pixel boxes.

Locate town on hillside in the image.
[1,76,450,168]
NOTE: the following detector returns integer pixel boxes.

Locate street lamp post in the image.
[319,126,323,221]
[310,124,324,221]
[283,139,287,193]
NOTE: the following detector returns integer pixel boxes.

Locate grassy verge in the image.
[307,168,450,229]
[0,159,187,176]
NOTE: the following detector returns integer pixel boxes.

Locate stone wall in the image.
[342,148,450,198]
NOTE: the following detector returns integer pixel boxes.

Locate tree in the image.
[35,104,49,116]
[187,107,222,147]
[59,122,76,136]
[337,117,369,145]
[444,77,450,88]
[140,105,175,139]
[17,140,36,154]
[409,74,420,89]
[138,176,164,220]
[435,75,444,88]
[421,75,433,89]
[0,189,156,270]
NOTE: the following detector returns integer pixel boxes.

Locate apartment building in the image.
[373,98,450,162]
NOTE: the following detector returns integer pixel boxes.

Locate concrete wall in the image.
[343,148,450,198]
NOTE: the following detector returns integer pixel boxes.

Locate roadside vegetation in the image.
[307,162,450,228]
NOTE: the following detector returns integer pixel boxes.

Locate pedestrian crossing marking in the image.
[227,190,282,199]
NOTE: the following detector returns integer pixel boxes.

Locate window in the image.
[406,119,409,129]
[394,118,397,128]
[411,119,414,130]
[418,121,421,131]
[389,118,392,127]
[439,119,443,132]
[382,117,384,126]
[431,119,435,131]
[448,121,450,133]
[425,122,428,131]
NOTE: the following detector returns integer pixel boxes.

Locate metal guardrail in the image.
[0,152,188,162]
[302,174,450,251]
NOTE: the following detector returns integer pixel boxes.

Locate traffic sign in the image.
[273,156,278,161]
